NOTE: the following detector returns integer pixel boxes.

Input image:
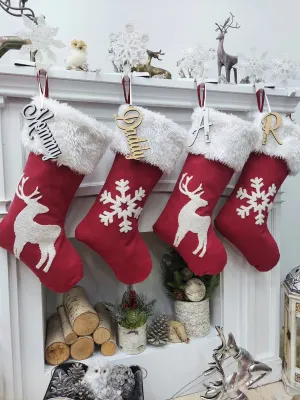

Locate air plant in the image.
[104,286,156,329]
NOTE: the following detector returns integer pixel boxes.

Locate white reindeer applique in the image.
[174,173,211,258]
[13,175,61,272]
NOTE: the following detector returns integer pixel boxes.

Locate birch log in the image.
[57,305,78,345]
[93,302,112,345]
[63,286,99,336]
[45,314,70,365]
[70,336,95,360]
[100,325,117,356]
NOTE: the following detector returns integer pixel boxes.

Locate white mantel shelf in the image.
[0,65,300,112]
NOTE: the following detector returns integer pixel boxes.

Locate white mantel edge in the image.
[0,65,299,112]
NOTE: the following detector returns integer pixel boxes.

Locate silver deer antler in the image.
[215,12,240,33]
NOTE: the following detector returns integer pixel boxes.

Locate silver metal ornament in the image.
[201,327,272,400]
[284,266,300,294]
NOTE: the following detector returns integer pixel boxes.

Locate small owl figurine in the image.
[82,360,112,396]
[66,39,88,71]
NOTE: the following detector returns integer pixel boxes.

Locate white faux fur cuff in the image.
[111,104,187,173]
[189,108,255,171]
[22,96,112,175]
[251,111,300,176]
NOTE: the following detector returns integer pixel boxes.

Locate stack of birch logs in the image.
[45,286,117,365]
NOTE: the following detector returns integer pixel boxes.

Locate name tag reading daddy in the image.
[23,104,62,161]
[114,106,150,160]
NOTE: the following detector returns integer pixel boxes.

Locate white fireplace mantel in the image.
[0,65,299,112]
[0,65,299,400]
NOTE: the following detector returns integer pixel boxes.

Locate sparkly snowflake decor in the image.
[177,45,215,81]
[236,177,276,225]
[108,24,149,74]
[270,55,300,84]
[99,179,145,233]
[238,47,270,84]
[17,14,65,64]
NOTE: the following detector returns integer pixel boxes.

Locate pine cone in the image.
[173,289,186,301]
[147,313,169,346]
[72,380,95,400]
[108,365,135,399]
[48,371,73,399]
[67,363,86,384]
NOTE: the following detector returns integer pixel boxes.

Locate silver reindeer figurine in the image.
[215,13,240,83]
[201,327,272,400]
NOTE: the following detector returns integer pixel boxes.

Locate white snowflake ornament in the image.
[239,47,270,84]
[177,45,215,81]
[270,55,300,84]
[236,177,276,225]
[108,24,149,73]
[17,15,65,64]
[99,179,145,233]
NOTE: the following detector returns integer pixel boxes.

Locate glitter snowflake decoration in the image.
[239,47,270,84]
[108,24,149,74]
[99,179,145,233]
[270,55,300,84]
[17,15,65,63]
[236,177,276,225]
[177,45,215,81]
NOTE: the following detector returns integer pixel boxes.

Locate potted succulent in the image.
[104,286,156,355]
[162,248,220,338]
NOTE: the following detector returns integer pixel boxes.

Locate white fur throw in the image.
[22,96,113,175]
[251,111,300,176]
[189,107,255,172]
[111,104,187,173]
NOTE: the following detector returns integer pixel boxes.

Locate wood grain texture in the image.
[44,313,70,366]
[57,305,78,345]
[63,286,99,336]
[93,302,112,345]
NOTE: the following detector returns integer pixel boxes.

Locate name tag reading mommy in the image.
[22,104,62,161]
[114,106,150,160]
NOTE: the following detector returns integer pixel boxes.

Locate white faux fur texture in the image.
[251,111,300,176]
[22,96,113,175]
[188,107,255,172]
[111,104,187,173]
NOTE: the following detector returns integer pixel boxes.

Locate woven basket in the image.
[43,362,144,400]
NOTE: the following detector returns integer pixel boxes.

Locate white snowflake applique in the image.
[99,179,146,233]
[236,177,277,225]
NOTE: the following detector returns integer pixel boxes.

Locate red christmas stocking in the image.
[76,105,186,284]
[0,96,112,292]
[215,112,300,271]
[153,108,255,276]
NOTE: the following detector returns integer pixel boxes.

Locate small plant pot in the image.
[174,298,210,338]
[118,323,147,355]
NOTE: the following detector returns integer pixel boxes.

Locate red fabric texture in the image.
[215,153,288,271]
[0,153,84,292]
[153,154,234,275]
[76,153,162,284]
